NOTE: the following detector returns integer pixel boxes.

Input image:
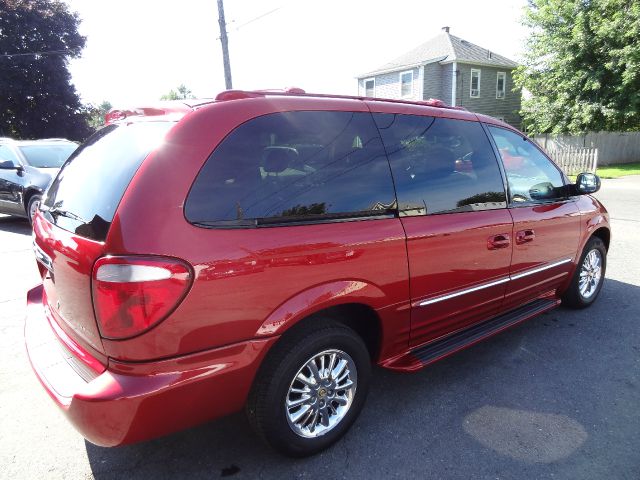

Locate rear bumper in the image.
[25,284,277,446]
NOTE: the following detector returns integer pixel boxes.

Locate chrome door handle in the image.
[516,229,535,244]
[487,233,511,250]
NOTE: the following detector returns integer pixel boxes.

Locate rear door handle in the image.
[487,233,511,250]
[516,229,535,244]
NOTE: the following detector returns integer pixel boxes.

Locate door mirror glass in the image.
[575,172,601,194]
[529,181,557,200]
[0,160,16,169]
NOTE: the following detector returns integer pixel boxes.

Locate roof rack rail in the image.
[214,88,465,110]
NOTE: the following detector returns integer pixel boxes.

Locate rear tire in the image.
[562,236,607,309]
[246,319,371,457]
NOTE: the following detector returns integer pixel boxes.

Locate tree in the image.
[86,100,112,130]
[0,0,92,141]
[514,0,640,134]
[160,84,195,101]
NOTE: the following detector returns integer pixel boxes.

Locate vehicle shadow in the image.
[85,278,640,479]
[0,215,31,235]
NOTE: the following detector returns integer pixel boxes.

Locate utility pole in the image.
[217,0,233,89]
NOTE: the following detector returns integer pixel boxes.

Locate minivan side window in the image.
[373,114,507,215]
[488,126,566,204]
[185,111,397,227]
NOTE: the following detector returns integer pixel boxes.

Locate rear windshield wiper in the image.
[44,206,88,224]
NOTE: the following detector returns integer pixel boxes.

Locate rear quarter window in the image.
[185,111,397,227]
[43,122,174,241]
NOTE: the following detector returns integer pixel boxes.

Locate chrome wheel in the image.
[285,349,357,438]
[579,249,602,299]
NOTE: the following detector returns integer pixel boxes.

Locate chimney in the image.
[487,49,492,58]
[442,26,450,33]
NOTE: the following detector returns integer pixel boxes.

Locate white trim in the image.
[496,71,506,99]
[399,70,414,98]
[451,62,457,106]
[418,257,573,307]
[363,77,376,97]
[470,68,481,98]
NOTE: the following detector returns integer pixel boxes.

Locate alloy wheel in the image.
[285,349,357,438]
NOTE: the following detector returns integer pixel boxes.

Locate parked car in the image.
[0,138,77,222]
[26,90,610,457]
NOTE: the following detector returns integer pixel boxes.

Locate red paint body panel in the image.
[503,202,581,311]
[402,210,513,346]
[32,212,108,364]
[25,91,612,448]
[26,283,277,446]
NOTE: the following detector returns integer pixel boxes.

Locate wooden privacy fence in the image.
[545,147,598,176]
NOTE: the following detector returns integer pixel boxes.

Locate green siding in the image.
[453,63,521,128]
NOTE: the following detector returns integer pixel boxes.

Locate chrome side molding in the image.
[418,258,573,307]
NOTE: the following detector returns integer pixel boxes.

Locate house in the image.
[357,27,521,127]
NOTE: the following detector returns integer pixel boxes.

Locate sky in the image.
[64,0,529,107]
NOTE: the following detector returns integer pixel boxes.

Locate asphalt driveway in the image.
[0,176,638,480]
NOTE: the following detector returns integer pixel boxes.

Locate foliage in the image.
[160,84,195,101]
[0,0,92,141]
[514,0,640,134]
[86,100,113,130]
[596,162,640,179]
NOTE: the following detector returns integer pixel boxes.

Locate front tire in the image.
[246,319,371,457]
[562,236,607,308]
[27,194,42,225]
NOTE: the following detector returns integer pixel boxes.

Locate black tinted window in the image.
[374,114,506,215]
[489,126,566,204]
[43,122,174,241]
[185,111,396,226]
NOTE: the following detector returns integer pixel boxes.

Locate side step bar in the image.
[411,298,559,366]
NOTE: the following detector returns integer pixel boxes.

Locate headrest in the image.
[263,147,298,173]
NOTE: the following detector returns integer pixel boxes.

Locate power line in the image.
[216,3,291,40]
[0,49,75,59]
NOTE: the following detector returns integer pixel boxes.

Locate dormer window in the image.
[470,69,481,98]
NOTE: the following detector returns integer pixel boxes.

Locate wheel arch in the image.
[591,226,610,251]
[255,281,388,362]
[23,187,43,214]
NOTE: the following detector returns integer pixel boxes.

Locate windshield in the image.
[18,144,77,168]
[43,121,174,241]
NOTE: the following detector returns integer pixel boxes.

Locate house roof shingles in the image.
[359,31,518,77]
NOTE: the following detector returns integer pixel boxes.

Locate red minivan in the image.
[26,90,610,456]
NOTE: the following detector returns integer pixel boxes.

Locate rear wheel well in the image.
[592,227,610,251]
[283,303,382,363]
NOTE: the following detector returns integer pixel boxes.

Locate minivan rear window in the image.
[42,122,174,241]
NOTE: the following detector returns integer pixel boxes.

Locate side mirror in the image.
[575,172,601,195]
[0,160,15,169]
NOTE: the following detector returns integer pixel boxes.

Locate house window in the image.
[470,69,481,98]
[400,71,413,98]
[364,78,375,97]
[496,72,506,99]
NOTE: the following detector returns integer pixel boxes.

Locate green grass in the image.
[596,162,640,179]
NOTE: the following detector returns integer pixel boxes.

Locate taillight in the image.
[92,256,192,339]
